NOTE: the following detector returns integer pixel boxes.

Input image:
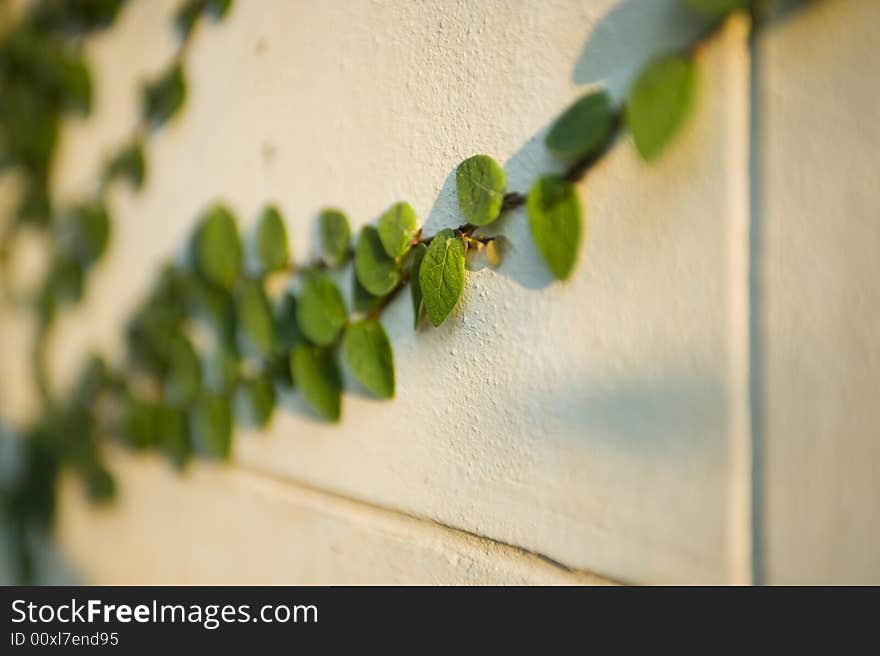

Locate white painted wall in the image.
[0,0,877,584]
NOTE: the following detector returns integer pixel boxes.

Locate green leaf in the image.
[545,90,613,162]
[183,273,237,341]
[62,203,111,266]
[456,155,506,226]
[192,395,233,459]
[291,344,341,421]
[48,256,84,304]
[194,205,242,289]
[318,208,351,266]
[204,344,240,394]
[143,63,186,126]
[237,376,275,427]
[85,464,115,502]
[58,55,92,115]
[122,395,158,450]
[207,0,234,20]
[296,271,348,346]
[342,319,394,399]
[352,268,382,313]
[164,333,202,405]
[106,141,146,190]
[626,54,697,161]
[355,225,399,296]
[175,1,201,39]
[526,176,582,280]
[274,293,304,352]
[377,201,418,258]
[419,229,466,327]
[409,243,427,329]
[253,205,289,273]
[236,279,275,355]
[681,0,750,17]
[157,405,190,469]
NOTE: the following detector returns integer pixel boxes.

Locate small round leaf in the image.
[157,405,191,469]
[236,279,275,355]
[456,155,506,226]
[545,91,613,162]
[237,376,276,428]
[143,62,186,126]
[194,205,242,289]
[192,395,233,460]
[253,205,289,273]
[419,228,466,327]
[526,176,582,280]
[377,201,418,258]
[164,333,202,405]
[291,344,342,421]
[355,225,399,296]
[296,271,348,346]
[626,54,697,162]
[342,319,394,399]
[319,209,351,267]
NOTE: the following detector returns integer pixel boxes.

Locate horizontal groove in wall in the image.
[229,460,620,585]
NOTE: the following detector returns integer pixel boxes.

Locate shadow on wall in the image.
[573,0,707,97]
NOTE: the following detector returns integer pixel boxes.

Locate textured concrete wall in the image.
[0,0,877,584]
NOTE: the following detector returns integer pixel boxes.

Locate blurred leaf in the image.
[193,205,242,289]
[626,54,696,161]
[175,0,202,39]
[47,256,84,304]
[157,405,190,468]
[296,271,347,347]
[207,0,234,19]
[16,176,52,226]
[192,394,232,459]
[291,344,341,421]
[143,62,186,126]
[203,343,240,394]
[58,54,92,114]
[319,208,351,266]
[237,376,275,427]
[106,140,146,190]
[526,176,582,280]
[456,155,506,226]
[73,354,108,407]
[31,0,127,32]
[236,279,275,355]
[61,202,111,266]
[182,272,237,341]
[85,463,115,502]
[419,228,465,327]
[164,332,202,405]
[121,394,158,449]
[545,90,613,162]
[342,319,394,399]
[274,292,303,352]
[409,242,427,329]
[266,351,294,388]
[377,201,418,258]
[253,205,289,274]
[352,267,382,313]
[355,225,399,296]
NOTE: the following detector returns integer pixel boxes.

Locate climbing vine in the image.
[0,0,793,581]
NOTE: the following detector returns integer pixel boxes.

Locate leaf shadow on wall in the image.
[573,0,707,98]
